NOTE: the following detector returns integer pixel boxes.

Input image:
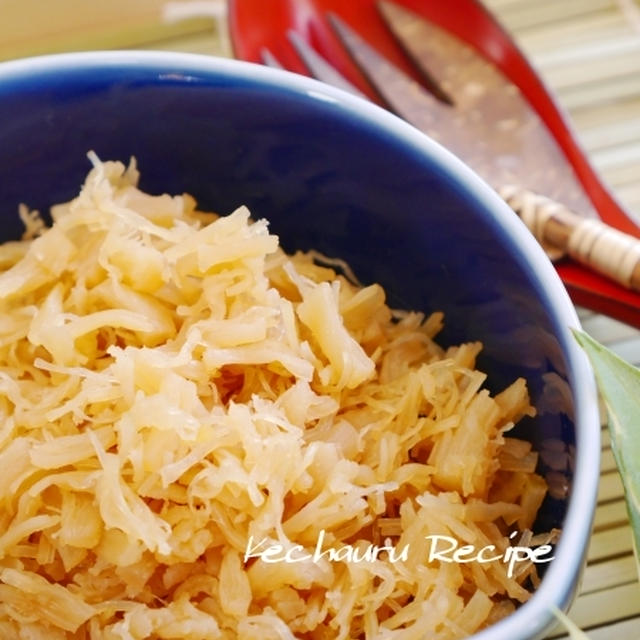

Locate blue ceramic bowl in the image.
[0,51,599,639]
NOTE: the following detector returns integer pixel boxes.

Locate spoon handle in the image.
[499,185,640,292]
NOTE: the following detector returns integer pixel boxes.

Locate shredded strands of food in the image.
[0,155,552,639]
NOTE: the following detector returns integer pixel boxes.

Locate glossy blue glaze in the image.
[0,52,600,639]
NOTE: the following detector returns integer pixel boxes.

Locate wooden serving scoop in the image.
[328,2,640,293]
[228,0,640,326]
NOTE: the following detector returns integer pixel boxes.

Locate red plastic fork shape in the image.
[229,0,640,326]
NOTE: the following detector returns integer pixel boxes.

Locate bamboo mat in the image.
[0,0,639,638]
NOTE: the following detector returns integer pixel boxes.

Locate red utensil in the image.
[228,0,640,328]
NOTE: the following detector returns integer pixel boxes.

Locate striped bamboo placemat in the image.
[1,0,639,637]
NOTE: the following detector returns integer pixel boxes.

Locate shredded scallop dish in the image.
[0,155,554,639]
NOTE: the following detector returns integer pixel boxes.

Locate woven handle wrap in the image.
[499,185,640,291]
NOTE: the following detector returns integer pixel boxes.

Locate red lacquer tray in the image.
[228,0,640,327]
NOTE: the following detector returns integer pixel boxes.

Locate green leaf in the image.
[551,606,591,639]
[572,329,640,573]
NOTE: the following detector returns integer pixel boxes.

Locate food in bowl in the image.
[0,154,558,639]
